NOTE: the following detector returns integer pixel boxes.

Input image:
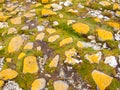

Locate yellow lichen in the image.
[96,29,113,41]
[0,80,4,88]
[48,35,60,42]
[60,37,73,47]
[41,9,57,16]
[106,21,120,30]
[18,52,26,60]
[0,68,18,80]
[92,70,113,90]
[72,23,89,34]
[0,16,11,22]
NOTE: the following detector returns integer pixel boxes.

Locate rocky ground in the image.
[0,0,120,90]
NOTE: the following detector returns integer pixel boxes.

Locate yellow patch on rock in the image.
[77,41,84,48]
[85,52,102,64]
[11,17,21,24]
[0,16,11,22]
[106,21,120,29]
[113,3,119,10]
[0,80,4,87]
[92,70,113,90]
[24,42,33,50]
[6,58,12,62]
[23,56,39,74]
[0,68,18,80]
[72,23,89,34]
[18,52,26,60]
[31,78,46,90]
[48,35,60,42]
[49,55,59,67]
[8,35,23,53]
[36,33,45,41]
[46,28,56,34]
[94,17,101,22]
[41,0,49,3]
[60,37,73,47]
[44,4,52,8]
[41,9,57,16]
[96,29,113,41]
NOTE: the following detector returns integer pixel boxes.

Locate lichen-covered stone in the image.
[8,35,23,53]
[41,0,48,3]
[106,21,120,30]
[72,23,89,34]
[31,78,46,90]
[7,28,17,34]
[0,80,4,87]
[53,80,69,90]
[0,16,10,22]
[85,52,102,64]
[96,29,113,41]
[92,70,113,90]
[48,35,60,42]
[46,28,56,34]
[77,41,91,48]
[18,52,26,60]
[36,33,45,41]
[24,42,33,49]
[23,56,39,74]
[99,1,111,6]
[11,17,21,24]
[49,55,60,67]
[41,9,57,16]
[0,68,18,80]
[60,37,73,47]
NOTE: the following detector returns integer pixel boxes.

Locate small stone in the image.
[64,0,72,6]
[113,3,120,10]
[85,52,102,64]
[24,42,33,49]
[42,0,48,3]
[72,23,89,34]
[96,28,113,41]
[31,78,46,90]
[59,14,63,18]
[36,33,45,41]
[104,56,118,68]
[0,12,3,16]
[60,37,73,47]
[24,12,36,18]
[37,26,45,32]
[8,28,17,34]
[68,9,79,14]
[21,26,29,30]
[41,9,57,16]
[77,41,91,48]
[52,3,62,11]
[0,68,18,80]
[18,52,26,60]
[0,16,11,22]
[44,4,52,9]
[11,17,21,25]
[106,21,120,30]
[49,55,60,67]
[53,21,59,26]
[115,11,120,17]
[99,1,111,6]
[6,58,12,62]
[48,35,60,42]
[67,20,76,26]
[0,80,4,87]
[8,35,23,53]
[23,56,39,74]
[46,28,56,34]
[92,70,113,90]
[53,80,69,90]
[37,46,41,51]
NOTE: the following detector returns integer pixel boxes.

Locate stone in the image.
[0,12,3,16]
[0,22,8,28]
[99,1,111,6]
[0,80,4,87]
[3,81,22,90]
[37,46,41,51]
[48,35,60,42]
[67,20,76,26]
[72,23,89,34]
[104,56,118,68]
[59,14,64,18]
[52,3,62,11]
[41,9,57,16]
[37,26,45,32]
[23,56,39,74]
[77,41,91,48]
[60,37,73,47]
[113,3,120,10]
[31,78,46,90]
[65,48,82,64]
[8,28,17,34]
[53,80,69,90]
[0,16,11,22]
[18,52,26,60]
[6,58,12,62]
[53,21,59,26]
[115,11,120,17]
[68,9,79,14]
[96,29,113,41]
[64,0,72,6]
[92,70,113,90]
[0,58,4,71]
[0,68,18,80]
[46,28,56,34]
[44,4,52,8]
[49,55,60,67]
[85,52,102,64]
[8,35,23,53]
[24,42,33,49]
[11,17,21,25]
[41,0,48,3]
[36,33,45,41]
[24,12,36,18]
[106,21,120,30]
